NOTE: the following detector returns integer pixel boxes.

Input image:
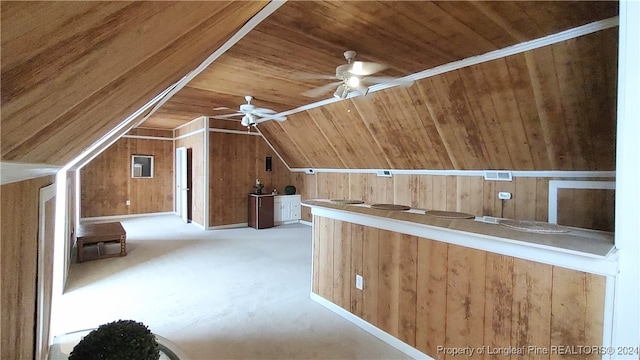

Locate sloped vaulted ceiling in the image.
[259,28,618,171]
[1,1,268,165]
[1,1,619,171]
[142,1,618,171]
[144,1,618,128]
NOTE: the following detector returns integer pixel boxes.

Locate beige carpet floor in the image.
[52,214,409,360]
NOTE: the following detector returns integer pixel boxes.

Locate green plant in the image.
[69,320,160,360]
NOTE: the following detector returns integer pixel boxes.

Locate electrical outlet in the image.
[126,200,131,206]
[355,274,364,290]
[498,192,512,200]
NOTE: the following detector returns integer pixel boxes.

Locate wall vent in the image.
[376,170,393,177]
[484,171,513,181]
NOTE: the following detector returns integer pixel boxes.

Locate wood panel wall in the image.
[1,175,55,360]
[175,124,206,227]
[299,173,616,233]
[81,137,173,218]
[557,188,615,232]
[208,131,302,226]
[313,216,606,360]
[259,28,618,171]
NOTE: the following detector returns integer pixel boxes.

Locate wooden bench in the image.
[76,222,127,263]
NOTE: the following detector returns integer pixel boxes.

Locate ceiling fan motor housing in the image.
[335,64,351,78]
[344,50,357,62]
[240,104,255,112]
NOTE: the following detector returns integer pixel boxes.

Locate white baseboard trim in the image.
[299,220,312,226]
[81,212,174,222]
[275,220,300,225]
[208,222,248,230]
[310,293,432,360]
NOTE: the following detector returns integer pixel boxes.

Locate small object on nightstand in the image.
[272,188,278,195]
[254,179,264,195]
[284,185,296,195]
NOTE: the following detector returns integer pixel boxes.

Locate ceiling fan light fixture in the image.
[333,85,349,99]
[300,50,394,99]
[355,83,369,96]
[241,114,256,127]
[347,75,360,88]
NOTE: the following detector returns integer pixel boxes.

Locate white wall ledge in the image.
[306,202,618,277]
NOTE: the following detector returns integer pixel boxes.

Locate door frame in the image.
[176,147,188,223]
[36,183,55,360]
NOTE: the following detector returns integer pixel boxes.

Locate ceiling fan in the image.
[300,50,413,99]
[211,96,286,127]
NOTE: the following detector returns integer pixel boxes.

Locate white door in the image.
[176,147,188,223]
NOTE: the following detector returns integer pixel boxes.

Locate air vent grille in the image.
[376,170,392,177]
[484,171,513,181]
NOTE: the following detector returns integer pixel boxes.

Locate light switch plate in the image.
[355,274,363,290]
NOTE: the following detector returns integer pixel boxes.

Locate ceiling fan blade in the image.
[302,81,344,98]
[292,72,338,80]
[252,108,276,114]
[211,112,243,119]
[256,114,287,122]
[258,115,287,121]
[363,76,414,87]
[349,61,387,76]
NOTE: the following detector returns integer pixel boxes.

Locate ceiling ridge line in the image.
[275,16,619,119]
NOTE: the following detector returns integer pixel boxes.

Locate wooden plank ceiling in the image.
[1,1,268,165]
[144,1,617,129]
[260,28,618,171]
[1,1,618,170]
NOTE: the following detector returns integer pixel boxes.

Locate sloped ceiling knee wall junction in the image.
[259,28,618,171]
